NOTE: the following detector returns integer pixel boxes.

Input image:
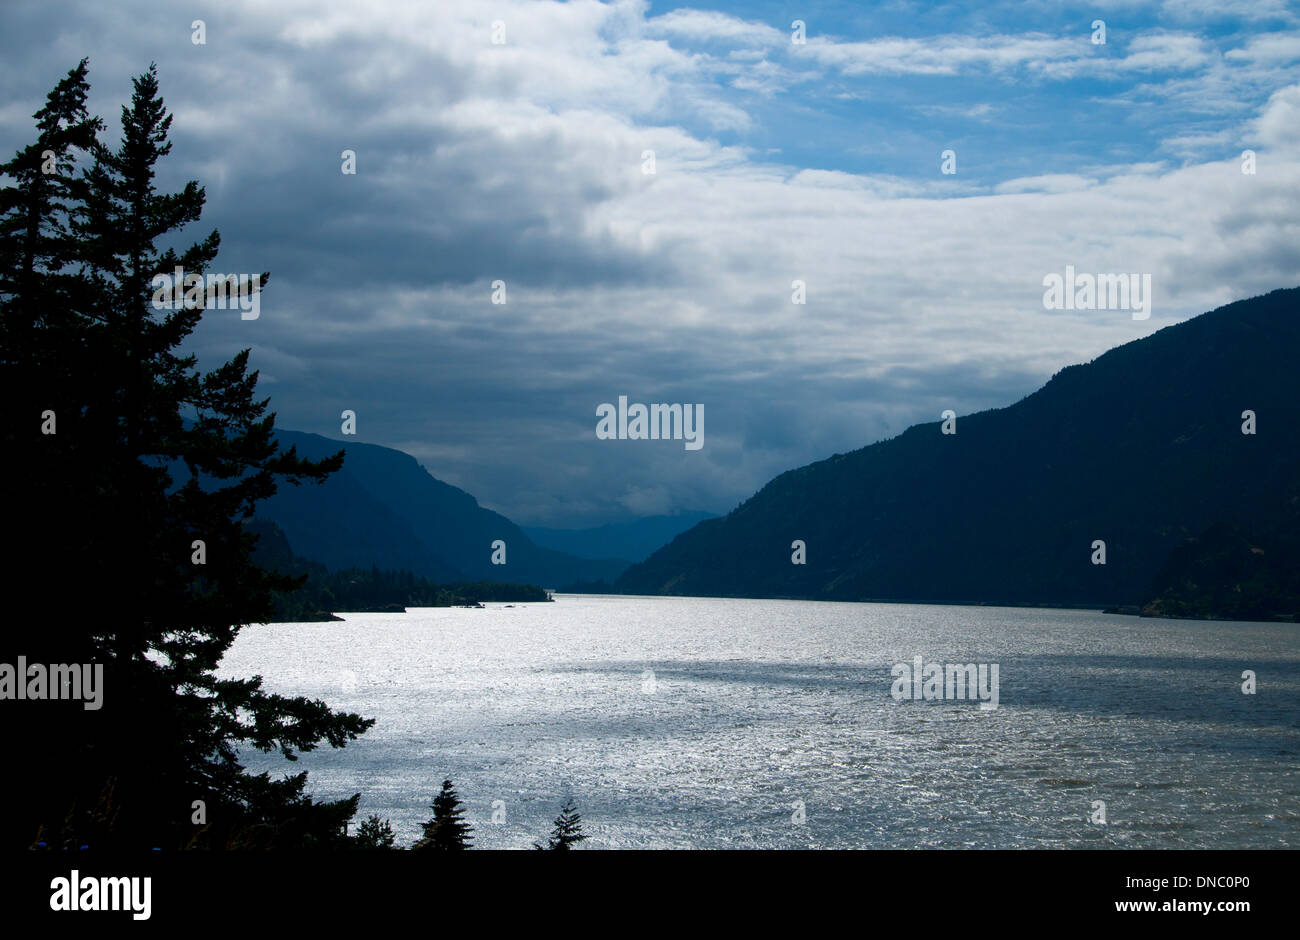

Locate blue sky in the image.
[636,1,1299,179]
[3,0,1299,526]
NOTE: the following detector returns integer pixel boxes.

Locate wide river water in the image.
[218,594,1300,849]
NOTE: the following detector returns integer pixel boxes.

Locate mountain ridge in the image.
[257,430,629,588]
[615,287,1300,608]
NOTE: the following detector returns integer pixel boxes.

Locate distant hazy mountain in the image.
[246,519,553,621]
[257,431,628,588]
[616,288,1300,609]
[522,511,717,563]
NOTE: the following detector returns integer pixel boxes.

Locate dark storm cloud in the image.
[3,0,1298,525]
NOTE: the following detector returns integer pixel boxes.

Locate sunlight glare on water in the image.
[218,594,1300,849]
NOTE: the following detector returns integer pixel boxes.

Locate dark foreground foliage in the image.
[1,60,371,849]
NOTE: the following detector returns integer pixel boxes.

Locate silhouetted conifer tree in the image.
[414,779,474,850]
[0,61,371,849]
[534,797,588,850]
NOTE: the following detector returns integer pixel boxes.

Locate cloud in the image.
[1253,83,1300,148]
[1225,33,1300,65]
[799,33,1082,77]
[617,484,675,516]
[2,0,1298,527]
[645,9,785,47]
[994,174,1097,194]
[794,30,1213,81]
[1160,0,1299,24]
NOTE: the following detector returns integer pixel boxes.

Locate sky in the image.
[2,0,1299,527]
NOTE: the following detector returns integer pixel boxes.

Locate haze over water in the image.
[220,595,1300,849]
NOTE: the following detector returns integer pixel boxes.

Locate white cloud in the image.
[1253,83,1300,148]
[5,0,1299,523]
[798,34,1081,77]
[645,9,784,47]
[1224,32,1300,65]
[1160,0,1299,24]
[994,174,1097,194]
[793,30,1214,80]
